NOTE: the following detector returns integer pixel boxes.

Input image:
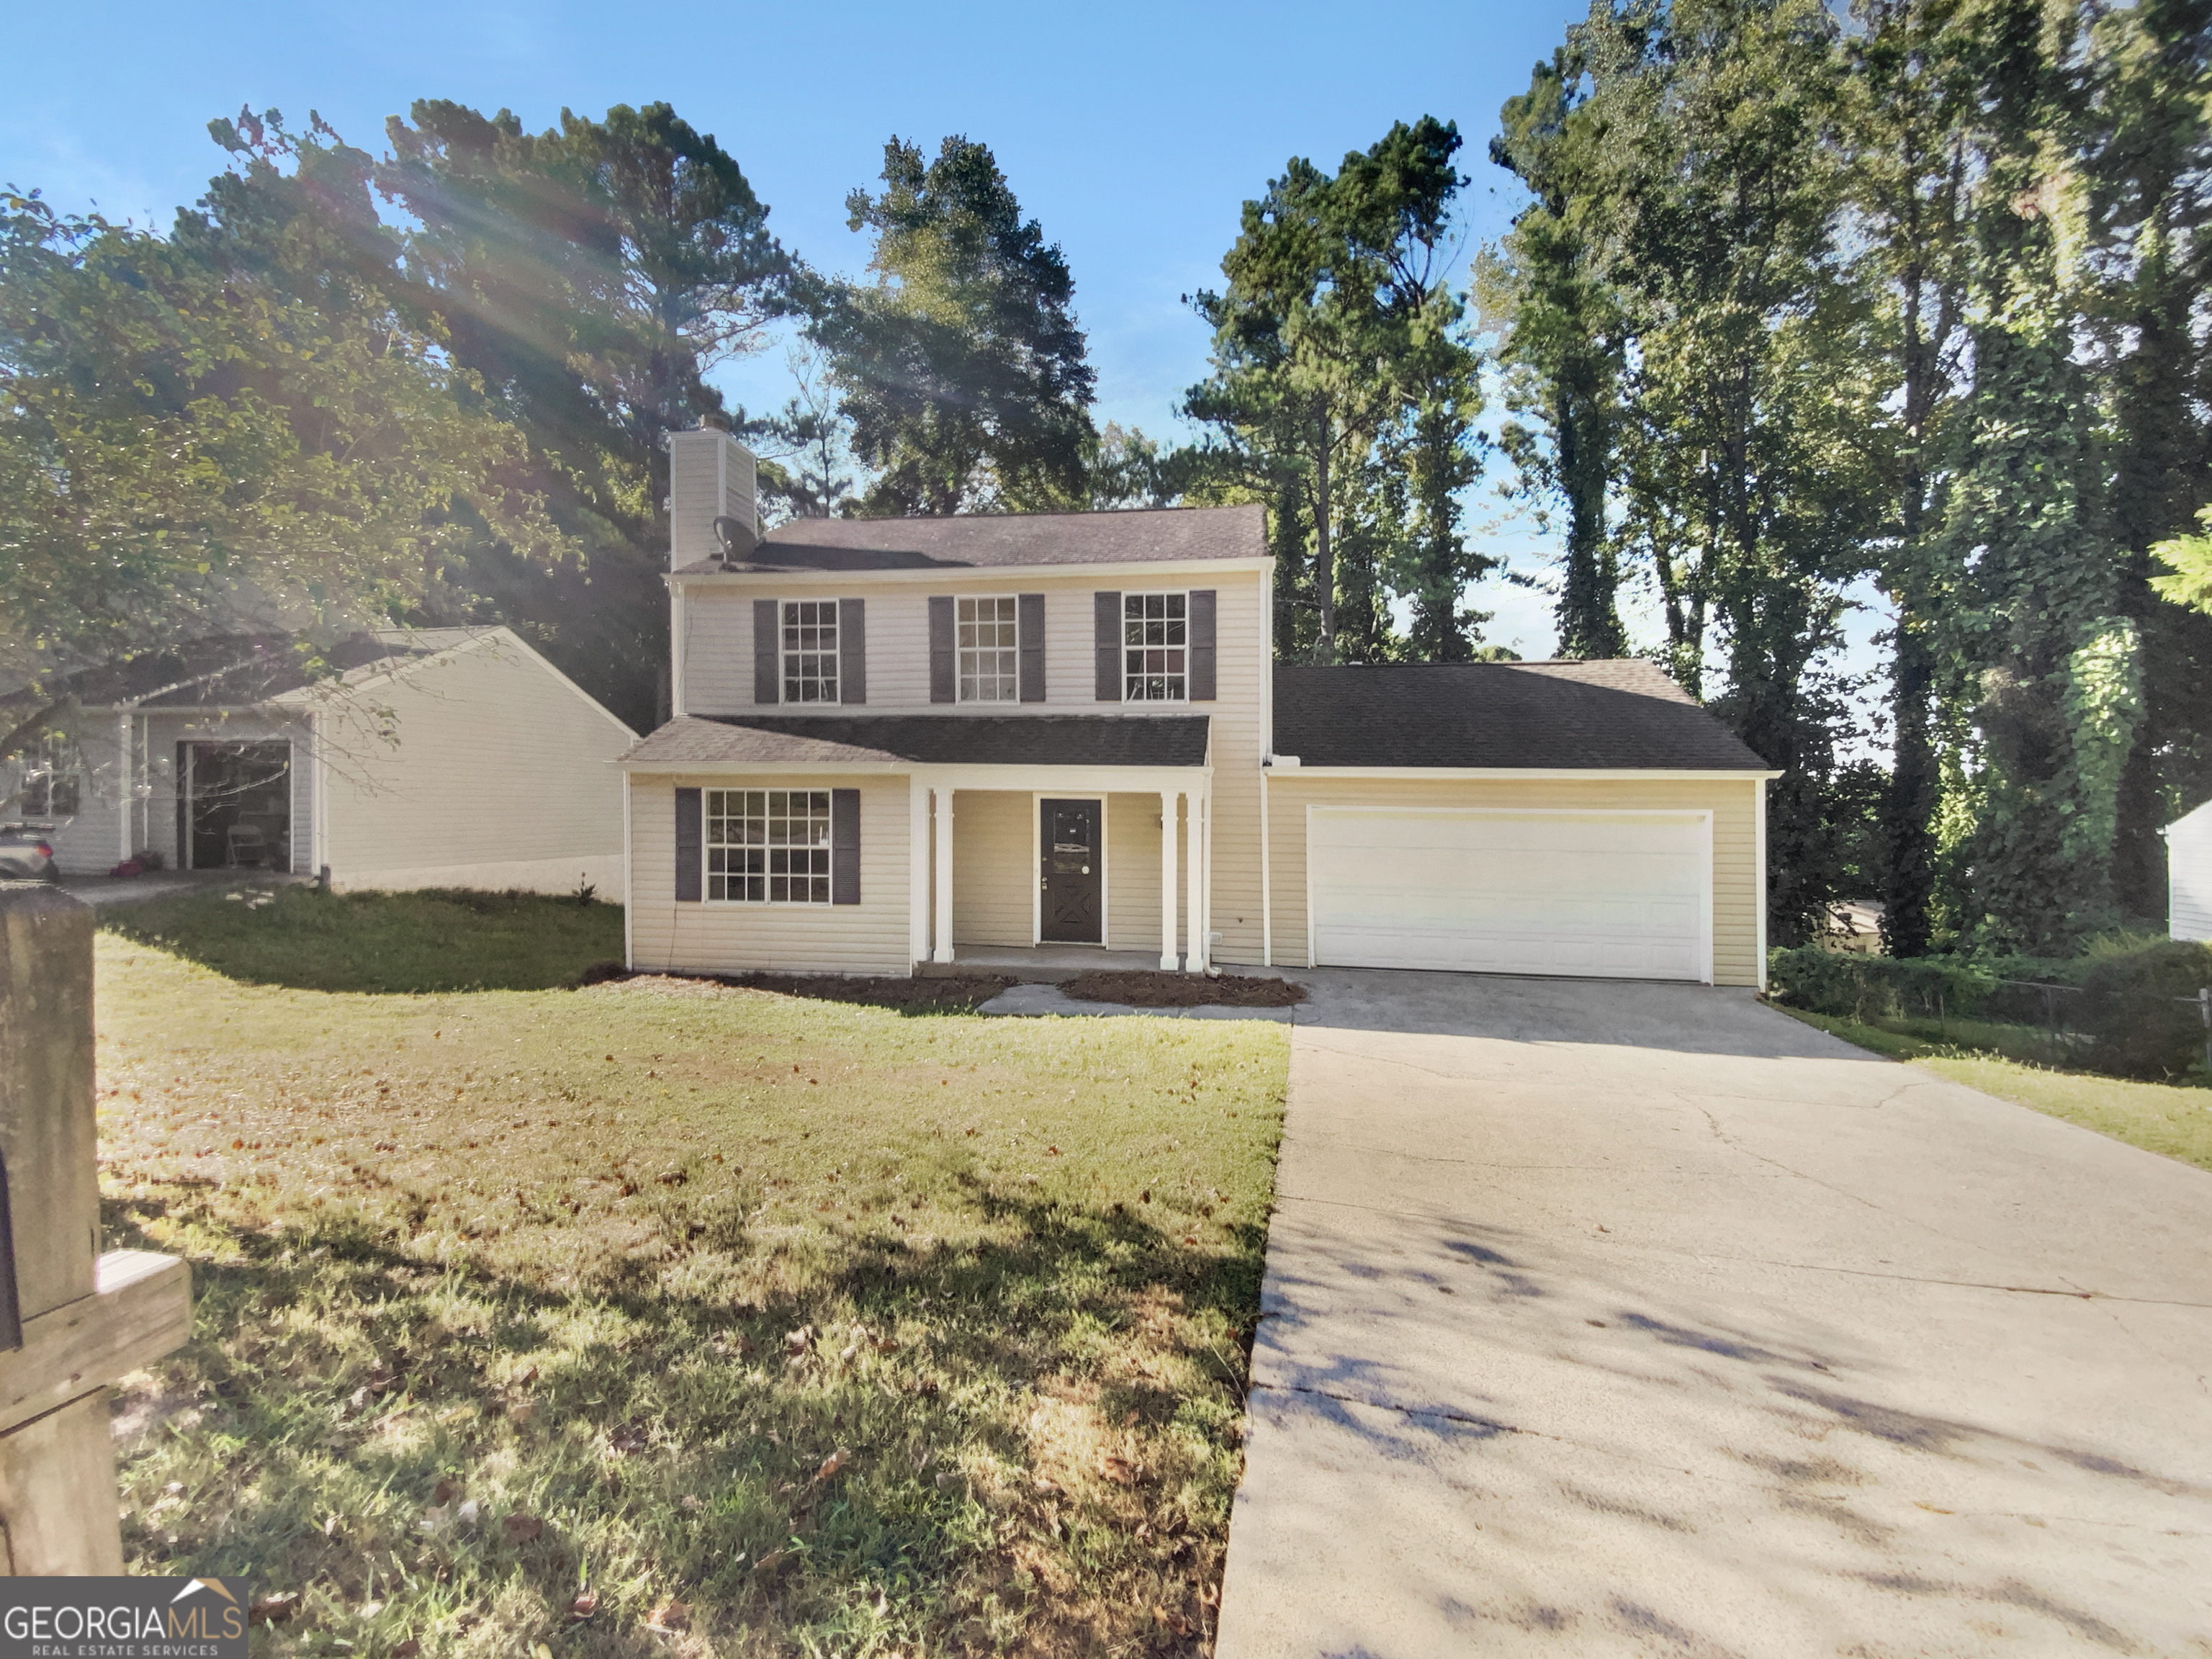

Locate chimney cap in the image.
[696,411,731,433]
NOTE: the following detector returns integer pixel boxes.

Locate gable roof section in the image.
[676,503,1265,575]
[620,714,1210,770]
[1273,660,1772,771]
[55,631,449,709]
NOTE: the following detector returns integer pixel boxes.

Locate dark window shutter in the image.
[928,595,956,703]
[1018,593,1046,702]
[838,598,866,704]
[831,788,860,904]
[675,787,702,902]
[1188,589,1217,701]
[1094,590,1121,701]
[752,600,780,705]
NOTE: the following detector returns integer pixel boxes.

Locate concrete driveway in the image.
[1216,971,2212,1657]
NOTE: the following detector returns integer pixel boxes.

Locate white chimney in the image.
[665,415,757,569]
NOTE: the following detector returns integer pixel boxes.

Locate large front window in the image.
[1123,592,1187,701]
[781,601,838,703]
[706,788,831,903]
[958,595,1019,702]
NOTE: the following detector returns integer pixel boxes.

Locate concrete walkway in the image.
[1216,970,2212,1657]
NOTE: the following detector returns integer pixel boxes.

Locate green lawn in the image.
[1777,1006,2212,1173]
[96,921,1287,1656]
[100,884,625,992]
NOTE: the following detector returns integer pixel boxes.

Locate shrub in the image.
[2080,940,2212,1079]
[1766,948,1996,1022]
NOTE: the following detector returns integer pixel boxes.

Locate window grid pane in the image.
[957,595,1019,702]
[704,787,831,902]
[781,601,839,703]
[1123,592,1187,701]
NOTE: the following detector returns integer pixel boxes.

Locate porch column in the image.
[908,776,931,968]
[932,787,956,965]
[1186,786,1206,972]
[1159,789,1180,971]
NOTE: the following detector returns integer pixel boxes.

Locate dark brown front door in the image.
[1040,799,1102,944]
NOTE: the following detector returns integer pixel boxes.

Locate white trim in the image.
[909,775,931,968]
[669,555,1274,590]
[1030,792,1108,948]
[932,787,956,964]
[672,585,689,718]
[1305,803,1717,985]
[1160,789,1180,971]
[1187,784,1206,971]
[1280,765,1783,782]
[311,713,328,877]
[1755,776,1769,989]
[621,760,1212,792]
[622,775,634,966]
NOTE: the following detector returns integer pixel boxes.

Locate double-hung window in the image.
[705,788,832,903]
[781,601,838,703]
[1123,592,1187,701]
[957,596,1019,702]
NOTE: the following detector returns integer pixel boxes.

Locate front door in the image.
[1040,798,1102,944]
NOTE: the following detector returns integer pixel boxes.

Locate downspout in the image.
[1260,766,1272,968]
[621,771,634,968]
[117,712,132,864]
[1755,776,1768,991]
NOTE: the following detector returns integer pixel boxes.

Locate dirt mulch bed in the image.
[577,961,1015,1012]
[1060,968,1308,1008]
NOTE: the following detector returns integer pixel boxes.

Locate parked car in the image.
[0,824,59,881]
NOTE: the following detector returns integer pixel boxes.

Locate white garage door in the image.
[1308,808,1712,981]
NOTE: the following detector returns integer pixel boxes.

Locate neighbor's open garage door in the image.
[1307,807,1712,982]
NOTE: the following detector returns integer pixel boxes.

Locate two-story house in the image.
[617,418,1778,986]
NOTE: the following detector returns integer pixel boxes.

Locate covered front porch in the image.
[909,769,1213,974]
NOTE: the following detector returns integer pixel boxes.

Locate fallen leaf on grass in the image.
[680,1493,704,1511]
[508,1401,536,1424]
[502,1513,544,1545]
[1100,1455,1140,1487]
[607,1421,649,1456]
[247,1593,300,1626]
[566,1591,598,1621]
[753,1549,791,1575]
[1154,1606,1193,1637]
[814,1447,853,1483]
[647,1599,691,1632]
[432,1477,459,1506]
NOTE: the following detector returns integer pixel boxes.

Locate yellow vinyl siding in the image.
[951,790,1033,946]
[1264,775,1763,986]
[628,775,912,976]
[313,634,631,895]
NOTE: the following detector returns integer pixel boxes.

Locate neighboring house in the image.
[8,627,635,896]
[618,419,1778,984]
[2167,799,2212,941]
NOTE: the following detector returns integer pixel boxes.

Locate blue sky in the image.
[2,0,1891,684]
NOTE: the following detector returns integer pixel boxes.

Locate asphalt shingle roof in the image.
[1272,660,1771,771]
[676,503,1266,575]
[620,714,1211,770]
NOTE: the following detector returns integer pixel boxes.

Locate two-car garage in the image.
[1305,806,1714,982]
[1267,662,1776,990]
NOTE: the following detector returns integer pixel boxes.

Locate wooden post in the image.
[0,884,190,1574]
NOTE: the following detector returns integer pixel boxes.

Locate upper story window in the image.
[782,601,838,703]
[706,788,831,903]
[1123,592,1187,701]
[958,596,1019,702]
